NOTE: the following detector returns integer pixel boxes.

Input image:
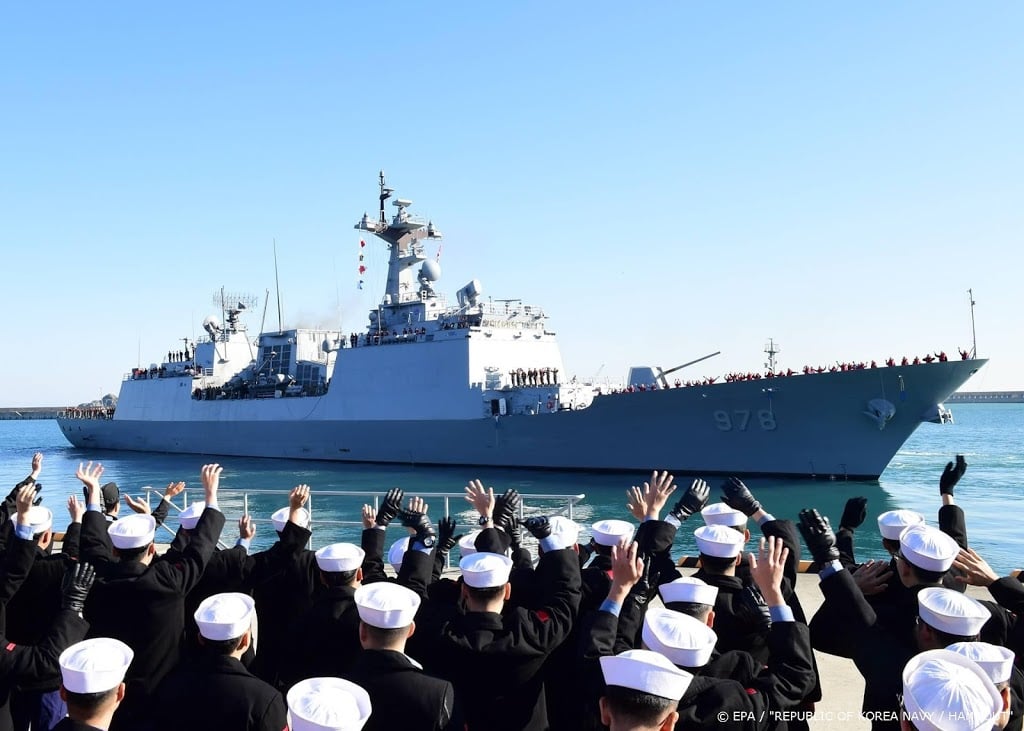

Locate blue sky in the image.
[1,3,1021,406]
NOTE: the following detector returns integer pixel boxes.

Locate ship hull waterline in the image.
[57,359,984,480]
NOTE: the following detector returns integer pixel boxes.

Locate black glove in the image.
[61,561,96,613]
[940,455,967,496]
[669,479,710,521]
[523,516,552,540]
[721,477,761,517]
[493,489,521,532]
[31,483,43,506]
[735,584,772,634]
[798,508,840,565]
[437,516,460,553]
[399,508,437,547]
[840,496,868,530]
[629,550,659,607]
[375,488,404,527]
[505,515,523,549]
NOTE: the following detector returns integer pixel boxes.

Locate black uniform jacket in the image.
[414,539,582,731]
[153,653,287,731]
[279,583,362,689]
[346,649,457,731]
[80,506,224,729]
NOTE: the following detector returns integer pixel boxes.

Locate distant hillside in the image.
[948,391,1024,403]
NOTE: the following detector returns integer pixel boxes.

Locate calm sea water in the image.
[1,404,1021,570]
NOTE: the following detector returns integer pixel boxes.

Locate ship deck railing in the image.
[138,486,587,558]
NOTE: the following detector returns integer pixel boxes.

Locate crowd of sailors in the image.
[510,367,559,387]
[0,451,1017,731]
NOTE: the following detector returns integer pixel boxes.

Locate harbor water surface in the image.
[1,403,1021,571]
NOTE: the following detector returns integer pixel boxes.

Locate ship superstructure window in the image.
[258,343,293,377]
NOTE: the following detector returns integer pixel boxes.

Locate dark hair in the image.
[901,554,947,585]
[593,543,613,557]
[320,569,358,588]
[603,685,677,725]
[465,584,505,603]
[64,687,118,713]
[199,635,244,655]
[698,553,736,574]
[881,538,900,555]
[114,544,150,562]
[665,601,713,619]
[362,623,408,647]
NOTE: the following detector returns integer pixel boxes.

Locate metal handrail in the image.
[139,487,586,552]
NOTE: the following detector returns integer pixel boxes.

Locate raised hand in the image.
[493,489,521,531]
[163,481,186,500]
[200,464,222,502]
[289,484,310,510]
[626,485,647,521]
[61,561,96,613]
[735,584,772,633]
[464,479,495,518]
[952,547,999,587]
[610,541,643,593]
[67,495,85,524]
[123,494,152,515]
[438,516,461,553]
[747,536,788,605]
[523,516,552,540]
[669,479,710,522]
[15,484,36,522]
[940,455,968,496]
[399,496,429,528]
[852,560,893,596]
[798,508,840,565]
[721,477,761,516]
[638,471,677,520]
[30,452,43,480]
[238,514,255,541]
[361,504,376,530]
[840,496,868,530]
[75,462,104,505]
[375,488,404,527]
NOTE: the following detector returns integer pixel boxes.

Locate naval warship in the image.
[58,174,985,479]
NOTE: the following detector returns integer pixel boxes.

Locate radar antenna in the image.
[213,289,258,333]
[764,338,780,374]
[378,170,393,225]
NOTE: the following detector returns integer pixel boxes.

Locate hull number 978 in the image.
[713,409,777,431]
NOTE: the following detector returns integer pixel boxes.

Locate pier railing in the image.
[139,486,587,555]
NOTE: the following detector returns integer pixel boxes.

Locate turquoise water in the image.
[1,404,1021,570]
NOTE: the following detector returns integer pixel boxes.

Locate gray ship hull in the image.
[58,359,984,479]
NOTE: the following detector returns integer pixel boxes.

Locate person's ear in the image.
[706,609,715,628]
[115,682,126,703]
[504,583,512,601]
[406,621,416,639]
[598,697,612,726]
[356,567,364,583]
[660,710,680,731]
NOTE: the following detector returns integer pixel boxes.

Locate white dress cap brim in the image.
[917,587,991,638]
[458,531,481,557]
[700,502,747,527]
[877,509,925,540]
[19,505,53,534]
[287,677,372,731]
[388,537,409,571]
[902,649,1002,731]
[108,514,156,549]
[946,641,1015,685]
[354,582,421,629]
[599,649,693,702]
[272,506,310,531]
[179,501,205,530]
[591,519,635,547]
[694,524,744,559]
[59,637,135,694]
[642,608,718,668]
[900,525,960,573]
[459,552,514,588]
[194,592,256,641]
[659,576,719,607]
[315,543,366,573]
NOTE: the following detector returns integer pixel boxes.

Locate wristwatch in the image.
[421,534,437,548]
[478,515,492,527]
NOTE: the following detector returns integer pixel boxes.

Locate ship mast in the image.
[968,288,977,358]
[764,338,780,374]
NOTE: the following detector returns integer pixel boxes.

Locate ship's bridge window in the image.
[258,343,293,377]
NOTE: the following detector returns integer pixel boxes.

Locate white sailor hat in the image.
[354,582,421,629]
[900,524,959,573]
[272,506,310,532]
[694,524,744,559]
[287,677,372,731]
[59,638,134,694]
[315,543,365,573]
[18,505,53,534]
[902,649,1001,731]
[642,607,718,669]
[918,587,991,638]
[591,519,635,547]
[458,531,481,557]
[460,552,514,589]
[599,649,693,702]
[548,516,581,547]
[947,642,1015,685]
[194,592,256,641]
[877,509,926,540]
[700,502,746,527]
[388,537,409,572]
[659,576,719,607]
[178,501,205,530]
[108,514,156,549]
